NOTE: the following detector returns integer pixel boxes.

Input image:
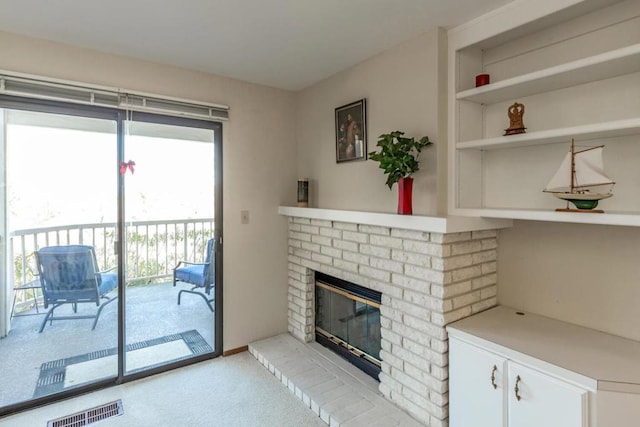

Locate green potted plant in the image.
[368,130,432,214]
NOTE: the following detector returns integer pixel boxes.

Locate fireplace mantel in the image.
[278,206,512,233]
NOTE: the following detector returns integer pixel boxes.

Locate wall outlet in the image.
[240,210,250,224]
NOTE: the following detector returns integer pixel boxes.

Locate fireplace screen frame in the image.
[314,272,382,380]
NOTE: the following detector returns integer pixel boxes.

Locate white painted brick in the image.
[391,274,430,294]
[311,253,333,265]
[402,386,440,417]
[472,273,497,289]
[392,250,431,267]
[431,232,471,243]
[402,338,447,367]
[391,229,430,241]
[358,265,390,282]
[320,227,342,239]
[480,286,497,299]
[481,238,498,250]
[288,239,302,249]
[312,234,333,247]
[289,223,302,232]
[451,265,483,282]
[433,305,472,325]
[430,338,448,354]
[321,246,342,259]
[293,216,311,224]
[380,304,403,322]
[370,257,404,274]
[342,248,369,265]
[289,231,312,242]
[473,250,497,265]
[370,235,404,250]
[310,219,332,227]
[288,270,302,281]
[333,239,359,252]
[391,367,429,395]
[320,266,344,280]
[380,349,404,371]
[333,222,358,231]
[431,365,448,381]
[452,290,481,309]
[299,259,321,271]
[390,299,429,321]
[404,240,452,258]
[430,415,448,427]
[441,281,472,298]
[359,244,391,259]
[403,362,448,393]
[472,297,498,313]
[403,315,446,340]
[451,240,482,255]
[444,254,474,270]
[392,321,429,347]
[333,259,358,273]
[359,224,390,235]
[402,399,431,426]
[405,264,445,284]
[342,230,368,244]
[482,261,497,275]
[391,345,431,372]
[472,229,497,239]
[287,254,302,265]
[404,290,442,312]
[293,248,312,260]
[289,263,309,275]
[300,241,321,253]
[300,224,320,235]
[380,327,403,346]
[369,281,403,299]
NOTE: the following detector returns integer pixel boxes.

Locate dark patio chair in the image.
[35,245,118,333]
[173,238,215,312]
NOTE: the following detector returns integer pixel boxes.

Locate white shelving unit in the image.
[448,0,640,226]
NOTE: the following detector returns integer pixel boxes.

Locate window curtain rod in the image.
[0,70,229,121]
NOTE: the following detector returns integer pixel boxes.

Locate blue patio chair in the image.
[173,238,215,312]
[35,245,118,333]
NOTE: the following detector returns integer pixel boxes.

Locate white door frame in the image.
[0,109,9,337]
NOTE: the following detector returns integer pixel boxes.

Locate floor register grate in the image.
[47,399,123,427]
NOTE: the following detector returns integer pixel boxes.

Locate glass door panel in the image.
[0,109,118,406]
[123,119,215,374]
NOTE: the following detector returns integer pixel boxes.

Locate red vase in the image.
[397,177,413,215]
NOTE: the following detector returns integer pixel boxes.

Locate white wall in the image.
[295,28,446,216]
[0,31,297,351]
[498,220,640,341]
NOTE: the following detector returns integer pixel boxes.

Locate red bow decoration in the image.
[120,160,136,175]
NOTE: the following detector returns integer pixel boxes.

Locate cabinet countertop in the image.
[447,306,640,393]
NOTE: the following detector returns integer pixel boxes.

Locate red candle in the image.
[475,74,490,87]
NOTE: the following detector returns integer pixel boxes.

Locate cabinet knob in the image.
[490,365,498,389]
[514,375,522,401]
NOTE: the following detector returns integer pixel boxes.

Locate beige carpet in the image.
[2,352,327,427]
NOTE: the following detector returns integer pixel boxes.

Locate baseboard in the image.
[223,345,248,356]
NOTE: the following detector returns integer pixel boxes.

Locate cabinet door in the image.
[508,362,588,427]
[449,338,507,427]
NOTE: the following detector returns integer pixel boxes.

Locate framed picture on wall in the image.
[335,99,367,163]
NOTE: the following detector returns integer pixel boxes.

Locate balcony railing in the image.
[9,218,214,312]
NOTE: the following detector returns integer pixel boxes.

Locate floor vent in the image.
[47,399,124,427]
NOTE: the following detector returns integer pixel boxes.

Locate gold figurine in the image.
[504,102,526,135]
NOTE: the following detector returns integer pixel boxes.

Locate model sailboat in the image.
[543,139,614,213]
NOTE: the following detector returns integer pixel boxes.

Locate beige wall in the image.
[295,28,446,216]
[0,31,297,351]
[498,220,640,341]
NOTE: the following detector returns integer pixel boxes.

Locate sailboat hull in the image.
[552,192,612,210]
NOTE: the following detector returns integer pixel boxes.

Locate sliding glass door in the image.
[122,115,217,373]
[0,108,120,406]
[0,101,222,414]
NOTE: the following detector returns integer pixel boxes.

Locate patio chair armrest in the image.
[175,260,209,268]
[98,266,117,274]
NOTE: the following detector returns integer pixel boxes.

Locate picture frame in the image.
[335,99,367,163]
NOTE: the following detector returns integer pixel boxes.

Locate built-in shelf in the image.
[453,207,640,227]
[456,43,640,105]
[457,118,640,150]
[278,206,512,233]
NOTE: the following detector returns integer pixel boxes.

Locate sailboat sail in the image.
[544,146,613,192]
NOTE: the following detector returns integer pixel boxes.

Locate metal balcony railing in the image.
[9,218,214,312]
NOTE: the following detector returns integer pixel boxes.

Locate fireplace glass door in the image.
[315,275,381,378]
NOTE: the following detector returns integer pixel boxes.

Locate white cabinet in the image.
[450,337,588,427]
[448,0,640,226]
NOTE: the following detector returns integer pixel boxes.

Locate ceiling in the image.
[0,0,514,91]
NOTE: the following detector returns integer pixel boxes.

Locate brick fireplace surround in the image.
[280,207,511,426]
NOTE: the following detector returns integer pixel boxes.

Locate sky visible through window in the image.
[7,121,215,232]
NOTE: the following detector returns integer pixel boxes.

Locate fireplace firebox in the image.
[314,272,382,380]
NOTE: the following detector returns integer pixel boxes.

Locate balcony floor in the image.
[0,281,214,408]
